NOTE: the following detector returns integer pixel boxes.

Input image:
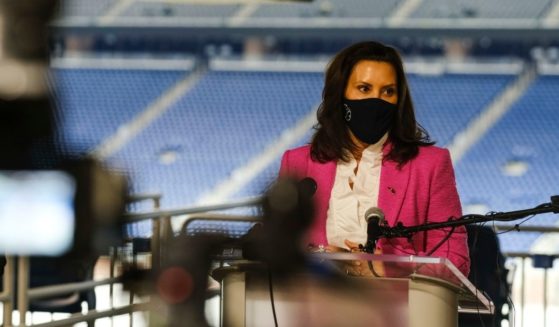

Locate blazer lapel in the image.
[379,145,411,225]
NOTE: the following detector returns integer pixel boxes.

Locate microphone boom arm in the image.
[381,195,559,240]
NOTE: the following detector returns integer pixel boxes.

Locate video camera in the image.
[0,0,127,258]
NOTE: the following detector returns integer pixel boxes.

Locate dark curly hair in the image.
[310,41,433,166]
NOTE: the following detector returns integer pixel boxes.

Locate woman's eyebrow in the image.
[355,81,372,86]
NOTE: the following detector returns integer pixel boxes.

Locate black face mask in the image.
[343,97,396,145]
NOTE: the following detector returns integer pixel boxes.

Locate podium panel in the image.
[409,276,459,327]
[215,254,493,327]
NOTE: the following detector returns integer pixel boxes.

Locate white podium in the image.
[213,254,493,327]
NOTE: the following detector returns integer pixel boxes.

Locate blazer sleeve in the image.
[420,149,470,277]
[278,147,307,179]
[279,150,291,177]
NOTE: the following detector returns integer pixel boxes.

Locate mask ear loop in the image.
[344,104,352,122]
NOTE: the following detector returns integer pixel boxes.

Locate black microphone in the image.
[362,207,385,253]
[298,177,317,199]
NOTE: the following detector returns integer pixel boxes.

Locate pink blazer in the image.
[279,143,470,277]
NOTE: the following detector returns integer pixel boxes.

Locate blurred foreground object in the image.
[242,177,314,275]
[123,177,315,325]
[0,0,58,170]
[0,0,127,257]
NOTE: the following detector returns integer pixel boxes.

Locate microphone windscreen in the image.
[364,207,385,223]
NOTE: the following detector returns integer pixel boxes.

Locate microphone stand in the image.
[380,195,559,240]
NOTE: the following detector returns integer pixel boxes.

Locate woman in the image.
[279,41,470,277]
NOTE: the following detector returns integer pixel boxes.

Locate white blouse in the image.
[326,133,387,249]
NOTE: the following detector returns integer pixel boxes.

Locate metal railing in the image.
[0,194,162,327]
[495,224,559,327]
[4,197,556,327]
[1,193,263,326]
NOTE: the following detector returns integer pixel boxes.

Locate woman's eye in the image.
[358,85,370,92]
[383,87,396,96]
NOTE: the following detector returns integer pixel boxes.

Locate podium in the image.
[213,253,493,327]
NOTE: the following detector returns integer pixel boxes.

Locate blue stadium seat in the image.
[251,0,402,18]
[409,73,514,147]
[58,0,117,18]
[120,1,241,18]
[411,0,552,19]
[108,70,323,224]
[51,68,188,155]
[455,75,559,252]
[233,129,314,200]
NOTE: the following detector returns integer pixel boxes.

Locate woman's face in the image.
[344,60,398,105]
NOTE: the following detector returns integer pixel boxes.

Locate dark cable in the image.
[470,225,487,327]
[383,223,457,257]
[413,226,457,284]
[385,237,419,256]
[491,221,516,327]
[383,226,456,280]
[492,223,506,326]
[495,215,535,235]
[425,226,456,256]
[268,268,279,327]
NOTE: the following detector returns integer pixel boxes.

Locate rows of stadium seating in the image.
[455,75,559,252]
[410,74,514,146]
[411,0,552,19]
[250,0,402,19]
[51,61,558,251]
[50,68,189,155]
[120,1,241,18]
[105,70,321,199]
[57,0,117,18]
[58,0,555,20]
[107,70,323,236]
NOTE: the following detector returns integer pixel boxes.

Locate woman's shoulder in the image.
[280,144,313,177]
[417,144,450,157]
[403,145,456,179]
[414,144,452,165]
[283,144,312,158]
